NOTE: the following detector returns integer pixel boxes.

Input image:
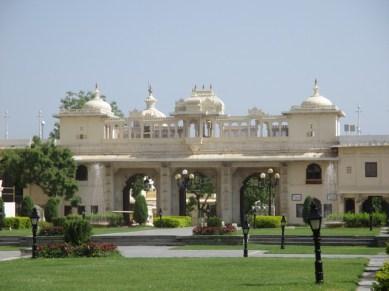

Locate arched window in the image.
[76,165,88,181]
[306,163,322,184]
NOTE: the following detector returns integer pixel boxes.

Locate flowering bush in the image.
[36,242,118,258]
[192,224,237,235]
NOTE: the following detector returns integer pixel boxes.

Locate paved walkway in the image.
[0,251,21,261]
[117,246,374,258]
[96,227,194,236]
[357,254,388,291]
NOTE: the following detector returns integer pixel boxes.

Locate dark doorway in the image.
[344,198,355,213]
[239,174,266,225]
[122,174,146,225]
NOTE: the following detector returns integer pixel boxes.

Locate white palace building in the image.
[2,81,389,224]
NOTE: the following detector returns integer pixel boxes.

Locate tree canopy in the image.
[187,173,215,217]
[0,137,78,200]
[50,90,124,139]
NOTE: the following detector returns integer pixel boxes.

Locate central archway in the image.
[239,174,266,225]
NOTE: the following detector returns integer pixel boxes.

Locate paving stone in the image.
[358,280,375,286]
[361,272,376,279]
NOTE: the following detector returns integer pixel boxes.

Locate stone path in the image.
[117,246,373,259]
[357,254,388,291]
[0,251,21,261]
[96,227,193,236]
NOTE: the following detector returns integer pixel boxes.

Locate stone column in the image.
[159,164,172,215]
[278,163,288,216]
[219,163,233,223]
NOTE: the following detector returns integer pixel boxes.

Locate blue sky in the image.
[0,0,388,138]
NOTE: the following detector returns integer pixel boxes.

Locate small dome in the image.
[141,85,166,118]
[83,84,113,113]
[301,80,333,108]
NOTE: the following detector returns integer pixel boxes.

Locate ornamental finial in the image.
[313,79,320,97]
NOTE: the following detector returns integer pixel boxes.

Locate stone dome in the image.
[174,85,225,115]
[83,84,113,113]
[301,80,333,108]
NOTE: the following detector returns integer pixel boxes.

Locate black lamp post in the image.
[158,207,163,222]
[242,220,250,257]
[260,168,280,216]
[280,215,286,249]
[307,205,324,284]
[175,169,195,216]
[30,207,40,259]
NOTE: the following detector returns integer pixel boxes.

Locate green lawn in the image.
[236,226,381,236]
[175,244,384,255]
[0,245,20,251]
[0,256,366,290]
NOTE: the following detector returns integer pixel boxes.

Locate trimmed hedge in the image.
[4,216,31,229]
[52,217,66,227]
[86,212,124,227]
[39,226,64,236]
[207,216,222,227]
[154,216,192,228]
[252,216,282,228]
[327,212,386,227]
[64,218,92,245]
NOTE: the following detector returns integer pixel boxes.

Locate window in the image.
[76,165,88,181]
[306,163,322,184]
[91,205,98,214]
[346,166,352,174]
[296,204,304,218]
[77,206,85,215]
[323,204,332,218]
[365,162,377,177]
[64,205,72,216]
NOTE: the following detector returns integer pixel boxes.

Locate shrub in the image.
[52,217,66,227]
[66,214,82,220]
[21,196,34,217]
[192,224,237,235]
[86,212,124,227]
[64,218,92,245]
[154,216,192,228]
[4,216,31,229]
[253,216,282,228]
[44,198,59,222]
[39,221,53,229]
[39,226,64,236]
[207,216,222,227]
[70,196,82,208]
[374,262,389,290]
[36,242,118,258]
[343,212,386,227]
[134,195,148,224]
[0,197,4,228]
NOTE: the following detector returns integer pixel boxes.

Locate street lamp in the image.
[280,215,286,249]
[30,207,40,259]
[175,169,195,216]
[158,207,163,223]
[242,220,250,257]
[307,205,324,284]
[260,168,280,216]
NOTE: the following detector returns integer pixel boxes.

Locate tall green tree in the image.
[0,137,78,200]
[187,173,215,218]
[242,176,267,215]
[21,196,34,217]
[0,197,4,230]
[50,90,124,139]
[133,195,148,224]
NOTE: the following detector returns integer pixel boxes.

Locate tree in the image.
[21,196,34,217]
[44,197,59,222]
[187,173,215,218]
[242,176,267,215]
[133,195,148,224]
[50,90,124,139]
[0,137,78,201]
[302,196,322,224]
